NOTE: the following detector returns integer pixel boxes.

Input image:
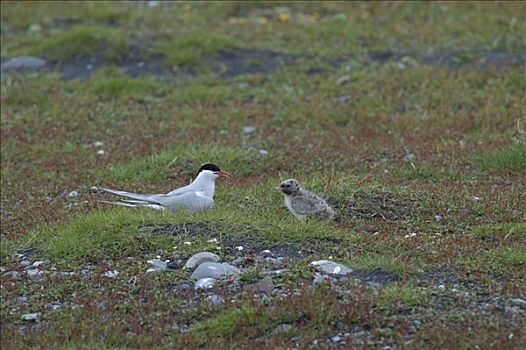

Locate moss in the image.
[29,26,128,62]
[156,33,237,66]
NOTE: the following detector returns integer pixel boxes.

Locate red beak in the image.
[217,170,232,179]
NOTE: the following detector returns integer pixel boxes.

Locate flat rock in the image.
[22,313,41,321]
[336,75,351,85]
[206,294,224,306]
[194,278,216,290]
[509,298,526,307]
[103,270,119,278]
[273,323,294,333]
[190,262,240,280]
[1,56,47,73]
[311,260,352,276]
[146,259,167,273]
[185,252,221,269]
[242,126,256,134]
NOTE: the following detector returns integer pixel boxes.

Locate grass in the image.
[29,26,128,62]
[476,142,526,173]
[156,32,238,66]
[345,254,414,277]
[1,2,526,350]
[90,68,165,98]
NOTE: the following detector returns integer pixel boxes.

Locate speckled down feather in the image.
[279,179,334,221]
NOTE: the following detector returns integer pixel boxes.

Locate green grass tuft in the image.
[29,26,128,62]
[105,145,266,185]
[476,143,526,172]
[156,33,237,66]
[378,285,425,311]
[90,69,165,98]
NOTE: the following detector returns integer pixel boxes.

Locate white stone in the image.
[185,252,220,269]
[103,270,119,278]
[194,278,216,290]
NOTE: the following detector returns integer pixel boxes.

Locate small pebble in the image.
[103,270,119,278]
[242,126,256,134]
[336,75,350,85]
[22,313,41,321]
[194,278,216,290]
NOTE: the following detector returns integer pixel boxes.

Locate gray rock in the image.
[311,260,352,276]
[21,313,41,321]
[103,270,119,278]
[191,262,240,279]
[273,323,294,333]
[260,249,273,257]
[261,269,290,276]
[402,153,416,162]
[24,264,39,271]
[32,260,46,267]
[336,75,351,85]
[244,276,274,295]
[20,260,31,267]
[258,149,269,157]
[67,191,79,198]
[331,336,342,342]
[334,95,351,103]
[4,271,20,278]
[80,269,92,277]
[242,126,256,134]
[178,282,193,292]
[146,259,167,273]
[312,273,331,286]
[206,294,224,306]
[509,298,526,307]
[185,252,220,269]
[1,56,47,73]
[49,302,63,311]
[194,278,216,290]
[27,269,44,278]
[268,257,284,265]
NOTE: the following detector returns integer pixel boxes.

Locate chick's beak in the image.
[217,170,233,179]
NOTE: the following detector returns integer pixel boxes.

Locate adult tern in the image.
[98,163,232,213]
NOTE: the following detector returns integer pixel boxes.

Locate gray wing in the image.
[166,183,194,196]
[291,192,328,215]
[156,191,214,212]
[98,187,168,205]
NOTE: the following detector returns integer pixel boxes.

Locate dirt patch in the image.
[332,189,423,222]
[138,222,221,237]
[351,269,399,286]
[204,48,296,77]
[138,222,335,260]
[368,49,525,69]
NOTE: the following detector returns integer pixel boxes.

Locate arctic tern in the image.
[98,163,232,213]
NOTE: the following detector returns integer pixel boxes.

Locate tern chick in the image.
[278,179,334,221]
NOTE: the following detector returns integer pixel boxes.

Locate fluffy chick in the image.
[278,179,334,221]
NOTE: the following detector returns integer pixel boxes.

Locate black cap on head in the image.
[197,163,221,175]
